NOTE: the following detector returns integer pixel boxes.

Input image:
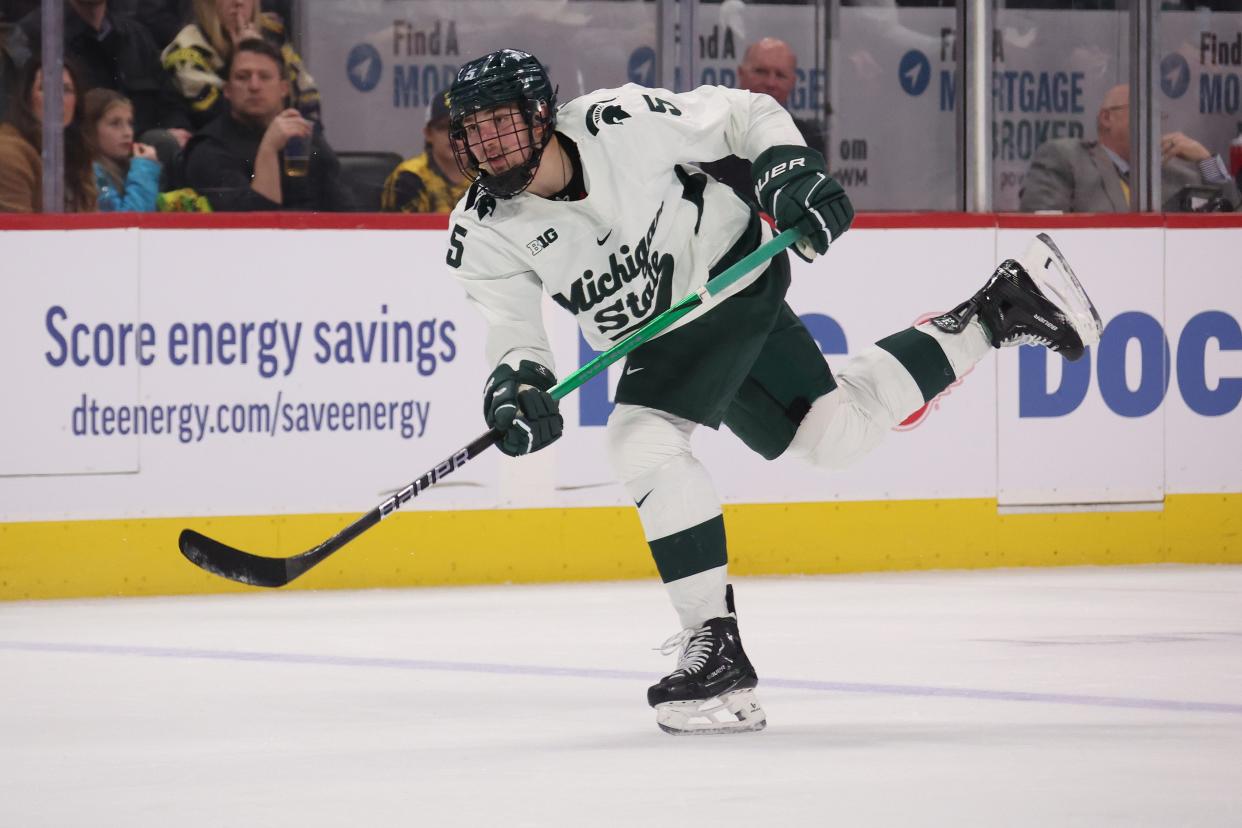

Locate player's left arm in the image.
[626,84,853,261]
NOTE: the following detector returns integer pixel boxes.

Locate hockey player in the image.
[443,50,1102,735]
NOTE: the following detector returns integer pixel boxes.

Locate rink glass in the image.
[18,0,1240,212]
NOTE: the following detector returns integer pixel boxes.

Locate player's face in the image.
[461,103,532,175]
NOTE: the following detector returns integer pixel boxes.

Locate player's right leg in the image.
[606,403,765,735]
[729,233,1102,471]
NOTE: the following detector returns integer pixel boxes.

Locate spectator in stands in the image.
[382,91,469,213]
[700,37,827,205]
[8,0,193,166]
[182,38,351,211]
[161,0,319,131]
[1021,84,1238,212]
[0,58,95,211]
[737,38,825,156]
[84,87,160,211]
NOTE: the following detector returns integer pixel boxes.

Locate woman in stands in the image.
[161,0,320,130]
[0,58,95,212]
[84,89,162,213]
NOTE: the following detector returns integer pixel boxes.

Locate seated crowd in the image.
[1,1,1237,214]
[0,0,343,213]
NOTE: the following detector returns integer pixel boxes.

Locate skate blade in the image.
[1023,233,1104,348]
[655,689,767,735]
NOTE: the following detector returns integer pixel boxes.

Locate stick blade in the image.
[178,529,291,588]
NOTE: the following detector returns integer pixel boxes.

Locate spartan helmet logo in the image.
[585,99,631,135]
[475,193,497,219]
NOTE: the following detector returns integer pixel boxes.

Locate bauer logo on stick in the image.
[379,448,472,518]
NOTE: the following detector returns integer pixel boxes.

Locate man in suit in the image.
[1020,84,1237,212]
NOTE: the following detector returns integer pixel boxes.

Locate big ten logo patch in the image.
[526,228,559,256]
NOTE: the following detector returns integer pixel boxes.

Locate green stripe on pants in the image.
[649,515,727,583]
[875,328,956,404]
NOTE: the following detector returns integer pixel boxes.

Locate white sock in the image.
[664,565,729,629]
[916,318,991,377]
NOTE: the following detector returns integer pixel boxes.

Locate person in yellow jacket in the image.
[161,0,319,130]
[382,91,469,214]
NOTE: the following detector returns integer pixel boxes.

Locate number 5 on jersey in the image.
[447,224,467,268]
[642,95,681,116]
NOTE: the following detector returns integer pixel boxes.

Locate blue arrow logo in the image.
[899,50,932,97]
[1160,53,1190,100]
[347,43,383,93]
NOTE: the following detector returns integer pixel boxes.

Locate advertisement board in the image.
[0,229,498,521]
[0,230,141,477]
[2,217,1239,598]
[1163,225,1242,495]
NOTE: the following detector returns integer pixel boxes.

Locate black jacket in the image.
[14,3,190,135]
[183,111,354,212]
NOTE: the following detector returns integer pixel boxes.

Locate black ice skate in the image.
[932,233,1103,362]
[648,587,765,735]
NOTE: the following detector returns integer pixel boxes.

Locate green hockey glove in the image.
[483,360,563,457]
[752,145,853,262]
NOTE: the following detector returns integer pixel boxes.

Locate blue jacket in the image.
[95,157,161,212]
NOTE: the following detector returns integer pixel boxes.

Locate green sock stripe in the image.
[876,328,956,404]
[649,515,727,584]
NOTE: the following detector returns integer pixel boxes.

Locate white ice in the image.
[2,565,1240,827]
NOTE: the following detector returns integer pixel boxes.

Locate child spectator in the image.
[84,88,161,212]
[161,0,319,130]
[381,91,469,214]
[0,58,95,212]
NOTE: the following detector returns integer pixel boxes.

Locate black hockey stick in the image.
[178,228,802,587]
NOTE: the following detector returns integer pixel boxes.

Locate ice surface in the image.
[2,565,1240,826]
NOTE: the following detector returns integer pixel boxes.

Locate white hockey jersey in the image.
[445,83,806,373]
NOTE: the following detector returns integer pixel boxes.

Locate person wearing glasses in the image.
[1020,84,1237,212]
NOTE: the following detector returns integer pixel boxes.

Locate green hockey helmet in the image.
[448,49,558,198]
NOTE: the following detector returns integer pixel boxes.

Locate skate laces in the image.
[1002,332,1053,349]
[656,625,715,676]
